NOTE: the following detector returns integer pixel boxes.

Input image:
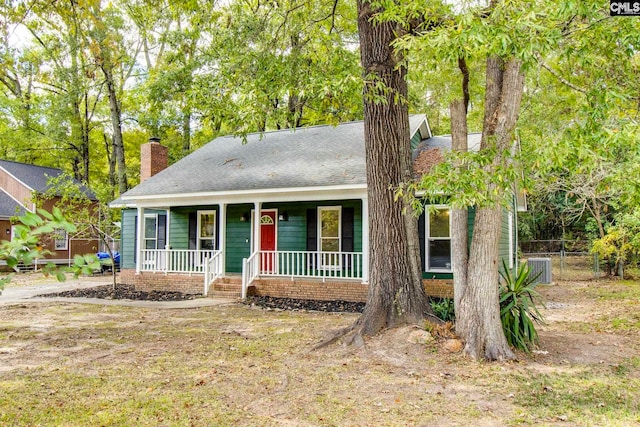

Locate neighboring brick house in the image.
[111,115,524,301]
[0,160,99,268]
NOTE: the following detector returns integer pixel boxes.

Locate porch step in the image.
[215,276,242,285]
[207,278,242,299]
[208,290,242,299]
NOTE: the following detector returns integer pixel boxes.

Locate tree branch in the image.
[536,55,588,94]
[458,57,469,112]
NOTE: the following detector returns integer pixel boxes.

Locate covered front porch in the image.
[140,248,366,298]
[127,196,369,298]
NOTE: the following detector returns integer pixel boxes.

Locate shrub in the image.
[499,259,545,352]
[429,297,455,322]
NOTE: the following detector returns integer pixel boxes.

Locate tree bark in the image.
[354,0,431,337]
[103,132,117,198]
[89,4,128,194]
[182,109,192,155]
[455,56,524,360]
[449,99,469,321]
[68,33,91,183]
[101,59,128,194]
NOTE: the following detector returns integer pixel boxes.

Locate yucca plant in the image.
[429,297,455,322]
[499,259,546,353]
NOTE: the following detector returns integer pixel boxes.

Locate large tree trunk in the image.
[102,63,128,194]
[90,4,128,194]
[69,39,91,183]
[449,99,469,320]
[455,56,524,360]
[354,0,431,337]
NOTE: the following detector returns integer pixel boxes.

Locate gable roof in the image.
[0,188,26,218]
[413,133,482,175]
[0,160,96,200]
[116,115,430,207]
[412,133,527,211]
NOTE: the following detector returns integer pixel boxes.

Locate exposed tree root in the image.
[313,321,360,350]
[314,309,440,351]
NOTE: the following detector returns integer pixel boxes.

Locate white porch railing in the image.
[140,249,218,274]
[203,250,224,295]
[241,250,364,299]
[259,250,363,280]
[140,249,364,300]
[241,251,260,299]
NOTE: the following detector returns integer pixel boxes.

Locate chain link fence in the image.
[520,239,604,281]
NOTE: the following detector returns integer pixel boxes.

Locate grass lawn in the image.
[1,272,639,426]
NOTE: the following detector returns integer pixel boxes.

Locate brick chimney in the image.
[140,137,168,182]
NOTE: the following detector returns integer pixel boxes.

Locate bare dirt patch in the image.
[0,272,639,425]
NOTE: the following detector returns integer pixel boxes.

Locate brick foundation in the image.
[119,269,204,295]
[250,278,368,302]
[422,279,454,299]
[119,270,454,300]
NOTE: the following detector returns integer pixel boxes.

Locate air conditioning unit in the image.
[527,258,552,284]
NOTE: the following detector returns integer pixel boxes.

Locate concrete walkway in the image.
[0,275,234,309]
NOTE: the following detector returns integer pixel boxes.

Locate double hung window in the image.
[318,206,341,268]
[144,214,159,249]
[198,211,216,250]
[54,229,68,250]
[426,207,451,271]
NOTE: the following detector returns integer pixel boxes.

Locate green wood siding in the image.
[120,208,167,269]
[420,204,475,280]
[423,204,516,281]
[499,208,511,267]
[120,198,519,283]
[169,206,219,250]
[120,209,137,269]
[498,198,518,272]
[223,200,364,273]
[169,209,190,250]
[225,204,254,272]
[410,132,423,151]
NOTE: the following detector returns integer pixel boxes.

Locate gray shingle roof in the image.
[122,115,429,199]
[0,160,96,200]
[413,132,482,156]
[0,189,26,218]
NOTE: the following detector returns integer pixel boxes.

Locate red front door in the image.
[260,211,276,272]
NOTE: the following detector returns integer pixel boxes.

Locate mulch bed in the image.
[246,296,365,313]
[38,284,364,312]
[38,284,199,302]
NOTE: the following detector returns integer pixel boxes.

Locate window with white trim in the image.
[198,211,216,250]
[144,214,159,249]
[54,229,68,250]
[318,206,341,268]
[426,206,451,271]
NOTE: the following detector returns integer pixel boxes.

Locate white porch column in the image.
[135,207,145,274]
[219,203,226,275]
[165,208,171,249]
[361,197,369,283]
[252,202,262,254]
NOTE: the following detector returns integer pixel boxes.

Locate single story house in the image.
[111,115,522,301]
[0,159,100,269]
